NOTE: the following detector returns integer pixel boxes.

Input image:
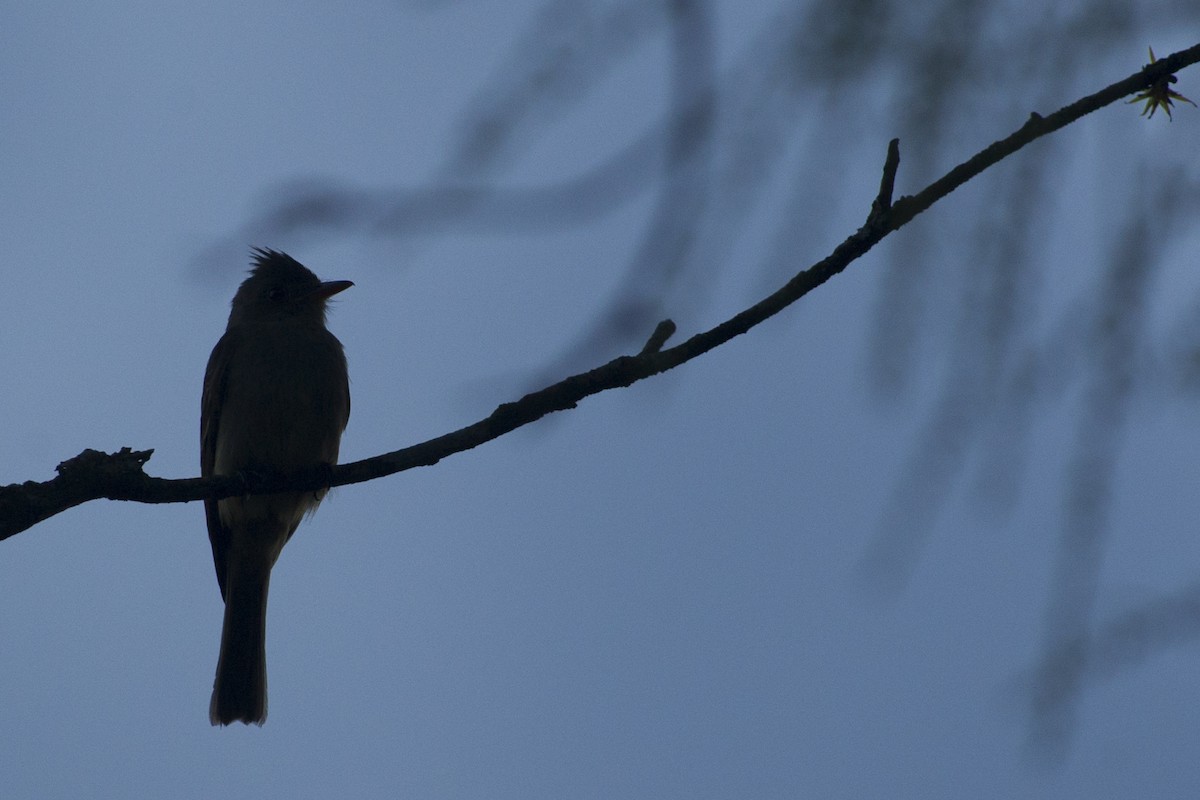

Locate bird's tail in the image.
[210,552,273,726]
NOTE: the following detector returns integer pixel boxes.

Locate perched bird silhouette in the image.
[201,248,351,725]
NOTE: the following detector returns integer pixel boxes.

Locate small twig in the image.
[869,138,901,221]
[639,319,677,355]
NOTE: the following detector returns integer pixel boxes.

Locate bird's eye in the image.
[266,286,286,302]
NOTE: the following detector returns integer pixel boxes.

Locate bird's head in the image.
[227,248,353,328]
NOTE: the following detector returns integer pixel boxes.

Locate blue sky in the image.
[3,2,1200,798]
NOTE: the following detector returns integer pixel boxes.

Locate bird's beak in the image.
[309,280,354,301]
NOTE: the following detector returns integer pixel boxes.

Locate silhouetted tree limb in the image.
[2,42,1197,541]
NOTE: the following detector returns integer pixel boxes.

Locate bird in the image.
[201,248,352,725]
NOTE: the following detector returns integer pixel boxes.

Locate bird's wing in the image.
[201,331,235,602]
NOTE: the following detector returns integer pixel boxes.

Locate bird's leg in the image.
[312,462,336,501]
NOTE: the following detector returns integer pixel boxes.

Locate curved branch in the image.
[3,42,1198,541]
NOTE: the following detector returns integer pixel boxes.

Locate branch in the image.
[4,43,1198,541]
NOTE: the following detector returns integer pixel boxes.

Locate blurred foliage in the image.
[210,0,1200,761]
